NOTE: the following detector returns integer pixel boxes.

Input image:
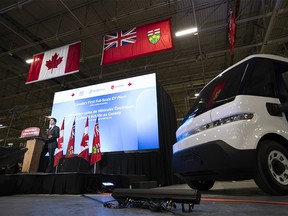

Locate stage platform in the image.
[0,172,151,196]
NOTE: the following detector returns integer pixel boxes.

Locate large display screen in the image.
[51,73,159,154]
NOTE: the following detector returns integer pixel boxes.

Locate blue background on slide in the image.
[51,87,159,154]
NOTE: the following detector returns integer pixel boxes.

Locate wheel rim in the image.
[268,150,288,185]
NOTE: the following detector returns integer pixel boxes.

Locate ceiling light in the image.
[175,27,198,37]
[25,59,33,64]
[195,93,199,97]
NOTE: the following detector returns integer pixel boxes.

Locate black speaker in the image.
[57,157,89,173]
[111,188,201,211]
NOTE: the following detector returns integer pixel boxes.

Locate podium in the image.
[22,138,46,172]
[20,127,46,173]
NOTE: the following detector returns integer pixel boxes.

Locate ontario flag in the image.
[228,10,236,55]
[66,118,75,158]
[54,119,64,167]
[78,117,89,161]
[26,41,81,84]
[90,117,101,165]
[101,19,173,65]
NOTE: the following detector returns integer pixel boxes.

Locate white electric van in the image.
[173,54,288,195]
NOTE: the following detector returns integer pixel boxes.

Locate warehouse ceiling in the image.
[0,0,288,146]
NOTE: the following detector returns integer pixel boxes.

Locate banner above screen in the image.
[101,19,174,65]
[25,41,81,84]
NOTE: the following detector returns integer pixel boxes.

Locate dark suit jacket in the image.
[47,125,60,149]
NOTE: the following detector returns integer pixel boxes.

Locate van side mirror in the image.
[266,102,288,116]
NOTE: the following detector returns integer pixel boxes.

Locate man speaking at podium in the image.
[41,118,60,173]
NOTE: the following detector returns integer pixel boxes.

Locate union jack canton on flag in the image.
[104,28,136,50]
[101,19,173,65]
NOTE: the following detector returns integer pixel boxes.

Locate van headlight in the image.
[177,113,254,142]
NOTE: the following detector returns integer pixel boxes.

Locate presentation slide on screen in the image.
[51,73,159,154]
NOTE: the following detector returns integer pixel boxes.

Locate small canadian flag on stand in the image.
[54,119,64,167]
[78,117,89,161]
[25,41,81,84]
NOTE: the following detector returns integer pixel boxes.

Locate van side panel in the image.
[173,95,288,181]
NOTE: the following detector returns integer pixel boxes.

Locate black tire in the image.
[187,180,215,191]
[254,140,288,195]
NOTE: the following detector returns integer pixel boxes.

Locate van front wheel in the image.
[187,180,215,191]
[255,140,288,195]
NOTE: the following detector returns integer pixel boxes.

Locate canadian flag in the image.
[54,119,64,167]
[26,41,81,84]
[78,117,89,161]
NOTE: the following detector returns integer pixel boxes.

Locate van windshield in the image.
[181,61,248,125]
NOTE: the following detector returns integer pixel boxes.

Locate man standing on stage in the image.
[42,118,60,173]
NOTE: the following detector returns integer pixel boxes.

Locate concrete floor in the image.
[1,180,288,216]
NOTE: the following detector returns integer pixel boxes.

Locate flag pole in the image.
[93,163,96,174]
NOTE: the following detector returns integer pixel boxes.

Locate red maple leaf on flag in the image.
[45,53,63,73]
